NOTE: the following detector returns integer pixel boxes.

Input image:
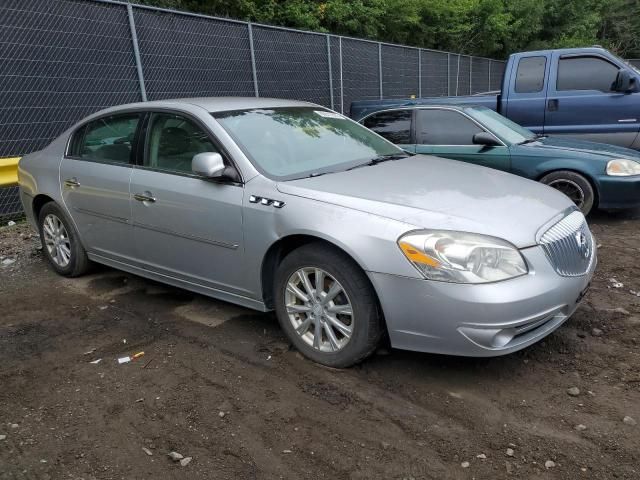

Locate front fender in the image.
[240,177,423,301]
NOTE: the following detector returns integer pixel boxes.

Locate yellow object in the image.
[399,241,441,267]
[0,157,20,187]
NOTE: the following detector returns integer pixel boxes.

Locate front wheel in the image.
[274,243,383,368]
[540,170,595,215]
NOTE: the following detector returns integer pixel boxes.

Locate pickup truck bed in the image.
[350,94,499,122]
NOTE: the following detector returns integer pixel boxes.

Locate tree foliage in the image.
[137,0,640,58]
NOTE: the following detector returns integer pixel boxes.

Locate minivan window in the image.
[515,56,546,93]
[557,56,619,92]
[362,110,412,144]
[74,114,140,164]
[416,109,483,145]
[146,113,219,174]
[214,107,402,180]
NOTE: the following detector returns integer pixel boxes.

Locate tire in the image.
[38,202,90,277]
[274,242,383,368]
[540,170,595,215]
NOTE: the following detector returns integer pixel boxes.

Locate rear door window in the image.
[416,109,483,145]
[557,56,619,92]
[515,56,546,93]
[362,110,412,144]
[71,114,140,164]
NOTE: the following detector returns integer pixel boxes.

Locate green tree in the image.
[135,0,640,58]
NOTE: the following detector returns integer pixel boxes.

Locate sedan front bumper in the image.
[368,245,595,356]
[596,174,640,209]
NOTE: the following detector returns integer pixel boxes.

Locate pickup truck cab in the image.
[351,47,640,149]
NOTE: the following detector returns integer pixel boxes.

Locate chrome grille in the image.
[539,210,595,277]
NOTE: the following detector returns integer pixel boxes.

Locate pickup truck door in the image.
[414,108,510,172]
[502,54,550,134]
[544,52,640,147]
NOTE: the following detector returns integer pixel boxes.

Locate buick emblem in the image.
[575,231,590,259]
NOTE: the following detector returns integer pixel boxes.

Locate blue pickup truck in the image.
[351,47,640,149]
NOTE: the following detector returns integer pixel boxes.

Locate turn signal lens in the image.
[606,159,640,176]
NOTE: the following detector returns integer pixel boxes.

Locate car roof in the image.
[510,47,610,58]
[102,97,318,114]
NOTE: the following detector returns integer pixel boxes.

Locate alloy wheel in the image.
[284,267,354,353]
[548,178,585,209]
[42,214,72,267]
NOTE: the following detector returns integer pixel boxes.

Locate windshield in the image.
[464,106,537,145]
[609,51,640,75]
[213,107,403,180]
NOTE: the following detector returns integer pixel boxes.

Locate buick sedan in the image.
[18,98,596,367]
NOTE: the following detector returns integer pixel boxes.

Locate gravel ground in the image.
[0,211,639,480]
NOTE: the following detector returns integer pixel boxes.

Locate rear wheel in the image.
[38,202,90,277]
[540,170,595,215]
[274,243,383,368]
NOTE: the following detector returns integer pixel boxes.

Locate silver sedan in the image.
[18,98,596,367]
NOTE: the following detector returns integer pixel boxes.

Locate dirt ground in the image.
[0,211,639,480]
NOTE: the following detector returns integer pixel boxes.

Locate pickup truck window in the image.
[362,110,412,144]
[557,56,619,92]
[515,56,546,93]
[416,109,483,145]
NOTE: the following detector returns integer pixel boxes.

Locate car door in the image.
[502,54,549,134]
[544,53,640,147]
[361,109,416,153]
[130,110,246,296]
[60,112,140,262]
[414,108,510,172]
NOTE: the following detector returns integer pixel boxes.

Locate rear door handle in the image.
[133,192,156,203]
[547,99,559,111]
[64,177,80,188]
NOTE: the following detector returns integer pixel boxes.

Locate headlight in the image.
[606,159,640,176]
[398,230,528,284]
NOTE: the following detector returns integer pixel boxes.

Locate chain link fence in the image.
[0,0,506,221]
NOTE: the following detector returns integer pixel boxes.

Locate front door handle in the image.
[64,177,80,188]
[133,192,156,203]
[547,98,559,111]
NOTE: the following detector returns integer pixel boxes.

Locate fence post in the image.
[455,54,461,96]
[378,43,383,99]
[326,35,334,110]
[126,4,147,101]
[248,23,259,97]
[487,59,493,92]
[418,49,422,98]
[469,57,473,94]
[447,53,451,96]
[339,37,344,114]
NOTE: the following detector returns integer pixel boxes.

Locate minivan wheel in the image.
[540,170,595,215]
[38,202,89,277]
[274,242,383,368]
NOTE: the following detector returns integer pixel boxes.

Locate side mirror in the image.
[613,70,637,93]
[192,152,225,178]
[473,132,501,147]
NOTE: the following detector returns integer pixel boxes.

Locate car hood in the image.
[523,136,640,161]
[277,155,573,248]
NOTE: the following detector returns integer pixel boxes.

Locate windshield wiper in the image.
[346,153,410,171]
[299,153,411,178]
[519,134,546,145]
